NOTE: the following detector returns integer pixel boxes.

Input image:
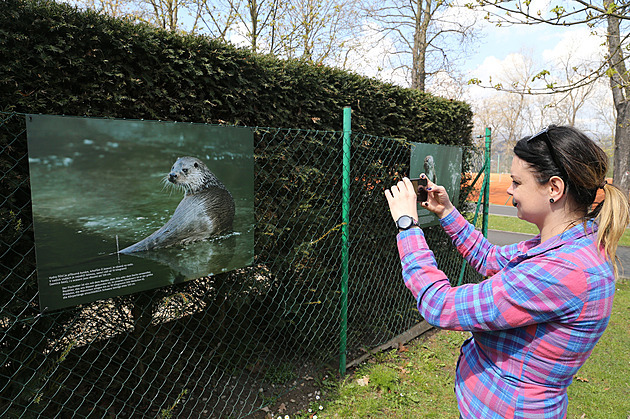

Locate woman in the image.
[385,125,629,418]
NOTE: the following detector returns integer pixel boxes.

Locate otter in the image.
[120,156,235,253]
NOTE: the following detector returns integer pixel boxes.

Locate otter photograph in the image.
[410,142,463,227]
[26,115,254,311]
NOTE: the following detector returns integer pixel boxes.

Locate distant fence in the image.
[0,111,485,418]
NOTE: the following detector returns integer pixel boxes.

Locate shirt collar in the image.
[525,219,596,257]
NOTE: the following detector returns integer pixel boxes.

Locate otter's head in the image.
[167,157,207,194]
[166,156,222,195]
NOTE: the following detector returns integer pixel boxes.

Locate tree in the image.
[471,53,547,139]
[70,0,362,65]
[267,0,361,63]
[192,0,285,53]
[72,0,195,30]
[470,44,612,174]
[538,36,605,128]
[143,0,182,30]
[471,0,630,196]
[191,0,239,40]
[74,0,147,20]
[362,0,479,90]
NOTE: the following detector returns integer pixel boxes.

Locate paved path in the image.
[488,205,630,276]
[489,204,517,217]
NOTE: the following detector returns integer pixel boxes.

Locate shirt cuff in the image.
[397,226,428,254]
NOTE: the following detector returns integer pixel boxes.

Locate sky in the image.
[344,2,609,101]
[61,0,614,141]
[449,5,614,142]
[467,19,605,83]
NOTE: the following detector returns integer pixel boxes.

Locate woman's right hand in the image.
[420,174,455,219]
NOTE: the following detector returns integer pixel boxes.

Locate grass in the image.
[566,280,630,418]
[487,214,539,235]
[488,214,630,247]
[309,282,630,418]
[310,330,468,418]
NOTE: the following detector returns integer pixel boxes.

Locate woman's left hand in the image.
[385,177,419,223]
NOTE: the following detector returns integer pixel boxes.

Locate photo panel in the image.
[410,142,463,227]
[27,115,254,311]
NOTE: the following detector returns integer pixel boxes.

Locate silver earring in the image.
[549,198,555,203]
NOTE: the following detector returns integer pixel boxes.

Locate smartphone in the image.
[410,177,428,202]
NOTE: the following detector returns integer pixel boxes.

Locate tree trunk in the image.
[249,0,258,52]
[613,102,630,193]
[606,2,630,196]
[411,0,430,91]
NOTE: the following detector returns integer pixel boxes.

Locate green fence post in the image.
[457,171,488,286]
[457,127,492,286]
[339,107,351,376]
[482,127,492,237]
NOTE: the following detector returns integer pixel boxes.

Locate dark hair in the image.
[514,125,606,212]
[514,125,629,277]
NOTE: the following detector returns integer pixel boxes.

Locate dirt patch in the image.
[488,173,512,205]
[250,374,328,419]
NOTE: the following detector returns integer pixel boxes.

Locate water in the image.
[27,115,254,311]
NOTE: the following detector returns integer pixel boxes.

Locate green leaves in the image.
[0,3,477,417]
[1,0,472,140]
[550,5,566,18]
[605,2,618,15]
[532,69,551,81]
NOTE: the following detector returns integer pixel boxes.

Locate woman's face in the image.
[507,156,550,227]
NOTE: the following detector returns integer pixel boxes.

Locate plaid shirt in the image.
[397,208,615,419]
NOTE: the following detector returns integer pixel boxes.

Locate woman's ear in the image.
[549,175,566,202]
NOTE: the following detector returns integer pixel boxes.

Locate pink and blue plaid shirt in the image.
[397,208,615,419]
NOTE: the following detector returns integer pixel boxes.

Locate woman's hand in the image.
[385,177,419,223]
[422,175,454,219]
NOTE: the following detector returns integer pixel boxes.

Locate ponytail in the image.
[595,183,630,279]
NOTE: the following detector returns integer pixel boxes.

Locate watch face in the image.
[397,215,414,230]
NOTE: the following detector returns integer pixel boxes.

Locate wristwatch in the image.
[396,215,419,231]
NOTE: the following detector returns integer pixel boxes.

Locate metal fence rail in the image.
[0,111,485,418]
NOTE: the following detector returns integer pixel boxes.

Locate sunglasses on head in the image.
[527,126,566,177]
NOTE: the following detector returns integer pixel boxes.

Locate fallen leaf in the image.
[277,403,286,413]
[398,342,409,353]
[357,375,370,386]
[575,376,589,383]
[397,367,410,374]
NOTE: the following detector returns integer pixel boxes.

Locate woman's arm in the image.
[440,207,538,277]
[398,228,586,331]
[385,176,530,276]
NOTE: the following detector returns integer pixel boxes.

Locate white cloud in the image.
[464,52,540,104]
[541,27,606,66]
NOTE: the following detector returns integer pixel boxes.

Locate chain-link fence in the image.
[1,111,485,418]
